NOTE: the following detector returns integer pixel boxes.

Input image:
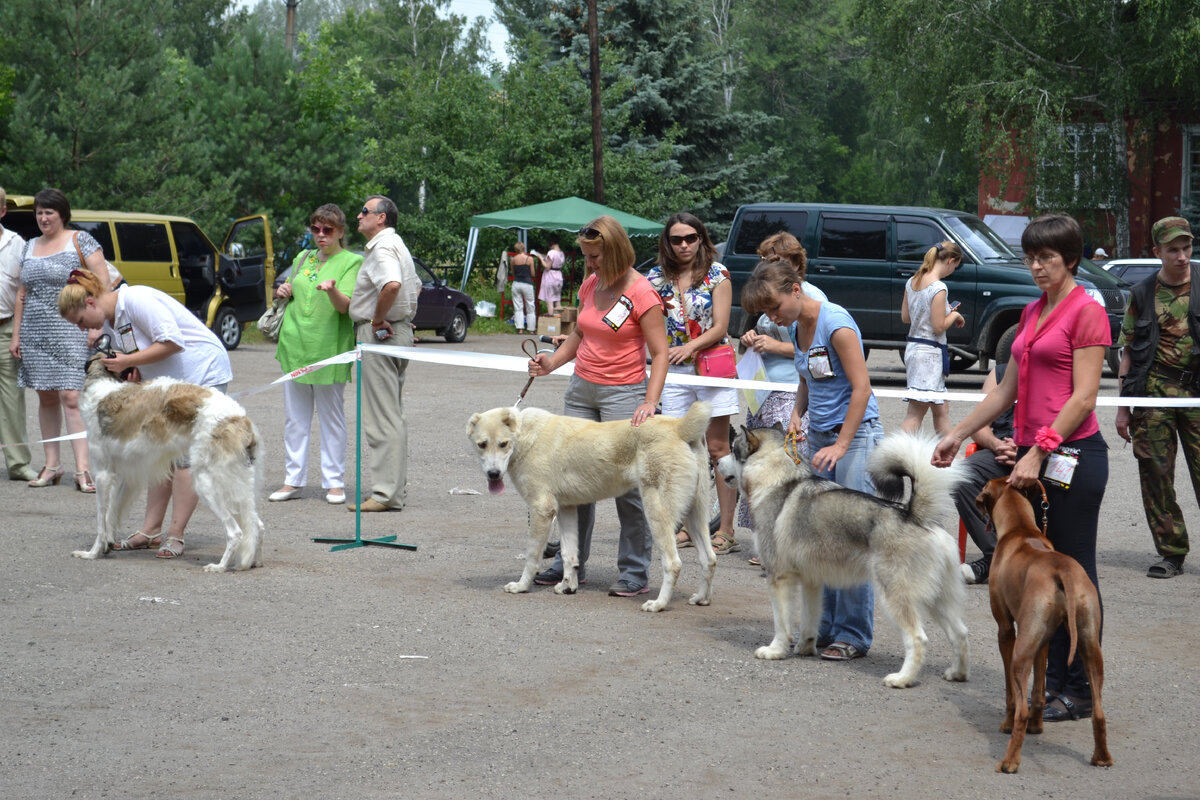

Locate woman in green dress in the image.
[269,204,362,504]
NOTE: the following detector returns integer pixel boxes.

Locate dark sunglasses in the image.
[360,206,381,216]
[310,224,337,236]
[578,226,603,241]
[669,233,700,246]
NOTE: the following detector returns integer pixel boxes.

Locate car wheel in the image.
[995,323,1018,366]
[443,307,469,343]
[1106,347,1120,375]
[214,306,242,350]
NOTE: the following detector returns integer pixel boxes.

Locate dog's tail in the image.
[868,432,964,530]
[1058,571,1081,666]
[676,401,712,446]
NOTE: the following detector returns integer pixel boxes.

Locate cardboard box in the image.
[537,317,576,337]
[559,306,579,324]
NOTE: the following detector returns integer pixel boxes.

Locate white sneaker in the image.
[268,487,301,502]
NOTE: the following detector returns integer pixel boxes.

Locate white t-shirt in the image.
[105,285,232,387]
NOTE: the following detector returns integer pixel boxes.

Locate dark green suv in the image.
[722,203,1127,372]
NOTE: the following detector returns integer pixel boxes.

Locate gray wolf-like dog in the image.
[718,427,968,687]
[72,354,264,572]
[976,478,1111,773]
[466,401,714,612]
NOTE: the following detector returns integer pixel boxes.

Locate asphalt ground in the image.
[2,333,1198,799]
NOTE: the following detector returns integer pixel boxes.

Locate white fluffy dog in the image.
[72,356,264,572]
[466,401,714,612]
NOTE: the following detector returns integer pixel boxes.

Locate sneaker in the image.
[608,580,649,597]
[961,557,990,585]
[534,567,585,585]
[542,541,561,559]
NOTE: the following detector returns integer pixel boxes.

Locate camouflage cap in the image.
[1152,216,1193,245]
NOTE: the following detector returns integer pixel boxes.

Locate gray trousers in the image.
[355,322,412,509]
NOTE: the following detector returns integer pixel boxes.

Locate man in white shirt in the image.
[0,187,36,482]
[347,196,420,512]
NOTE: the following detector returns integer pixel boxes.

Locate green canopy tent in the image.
[460,196,663,289]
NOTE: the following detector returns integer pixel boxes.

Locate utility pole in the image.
[284,0,299,52]
[586,0,604,204]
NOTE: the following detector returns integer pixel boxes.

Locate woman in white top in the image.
[899,241,965,436]
[59,269,232,560]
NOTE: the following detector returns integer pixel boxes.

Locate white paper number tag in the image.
[117,322,139,354]
[602,295,633,331]
[807,345,834,379]
[1043,447,1079,489]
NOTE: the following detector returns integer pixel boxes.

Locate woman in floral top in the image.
[646,212,741,554]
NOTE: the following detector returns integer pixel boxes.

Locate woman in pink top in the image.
[527,215,669,597]
[934,214,1110,725]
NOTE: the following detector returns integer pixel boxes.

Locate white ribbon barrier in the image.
[8,345,1199,449]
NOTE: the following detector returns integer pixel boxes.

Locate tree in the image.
[864,0,1200,252]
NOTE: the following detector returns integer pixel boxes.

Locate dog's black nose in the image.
[486,469,500,480]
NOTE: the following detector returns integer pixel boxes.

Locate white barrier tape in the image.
[7,344,1196,450]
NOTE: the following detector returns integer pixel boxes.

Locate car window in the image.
[225,220,267,258]
[413,258,435,284]
[71,221,115,261]
[171,221,211,261]
[944,215,1018,261]
[896,220,946,262]
[817,216,887,260]
[730,210,808,255]
[115,222,171,262]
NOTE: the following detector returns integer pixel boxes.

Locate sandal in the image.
[1147,557,1184,578]
[74,470,96,493]
[675,528,694,549]
[1043,693,1092,722]
[711,531,741,555]
[112,531,163,551]
[820,642,865,661]
[156,537,185,559]
[748,556,761,567]
[27,465,64,487]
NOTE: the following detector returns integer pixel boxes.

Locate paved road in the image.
[3,334,1197,799]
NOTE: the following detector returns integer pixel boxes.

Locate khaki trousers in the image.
[0,317,32,478]
[355,322,411,509]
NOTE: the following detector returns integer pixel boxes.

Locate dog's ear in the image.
[743,426,764,455]
[466,412,481,437]
[500,407,519,431]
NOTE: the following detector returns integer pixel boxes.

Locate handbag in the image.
[695,342,738,379]
[256,296,288,342]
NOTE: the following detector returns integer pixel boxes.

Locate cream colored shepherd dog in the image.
[72,355,264,572]
[718,427,968,687]
[466,401,714,612]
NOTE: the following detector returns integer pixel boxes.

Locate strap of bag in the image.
[72,231,85,268]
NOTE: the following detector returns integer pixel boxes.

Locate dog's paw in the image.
[202,563,228,573]
[996,760,1020,774]
[687,591,711,606]
[553,581,577,595]
[640,598,666,612]
[503,581,531,594]
[883,672,918,688]
[792,638,818,657]
[71,549,100,560]
[755,643,789,660]
[943,666,968,682]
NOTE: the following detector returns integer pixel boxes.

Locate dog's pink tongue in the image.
[488,477,505,495]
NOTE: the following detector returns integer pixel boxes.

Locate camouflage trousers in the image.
[1131,381,1200,558]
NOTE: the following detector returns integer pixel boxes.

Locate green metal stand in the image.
[313,343,417,552]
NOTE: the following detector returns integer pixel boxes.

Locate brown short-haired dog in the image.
[976,478,1112,774]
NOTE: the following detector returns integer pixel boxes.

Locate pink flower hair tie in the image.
[1035,426,1063,452]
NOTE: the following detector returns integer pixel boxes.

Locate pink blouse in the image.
[1011,286,1111,445]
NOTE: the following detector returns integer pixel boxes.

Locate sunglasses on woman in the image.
[310,224,337,236]
[578,226,604,241]
[669,233,700,246]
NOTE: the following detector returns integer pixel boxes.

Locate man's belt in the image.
[0,316,11,326]
[1150,362,1200,387]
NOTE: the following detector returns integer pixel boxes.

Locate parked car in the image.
[722,203,1128,372]
[274,254,475,343]
[1102,257,1200,285]
[4,195,273,349]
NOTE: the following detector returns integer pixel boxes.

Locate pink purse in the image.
[695,343,738,379]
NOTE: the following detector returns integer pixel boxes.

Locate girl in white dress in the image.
[900,241,965,435]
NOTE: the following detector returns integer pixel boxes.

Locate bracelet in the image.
[1034,426,1063,453]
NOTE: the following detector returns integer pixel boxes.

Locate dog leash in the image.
[515,338,555,407]
[784,430,805,465]
[1032,479,1049,536]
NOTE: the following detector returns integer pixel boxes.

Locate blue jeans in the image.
[544,375,653,589]
[808,417,883,653]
